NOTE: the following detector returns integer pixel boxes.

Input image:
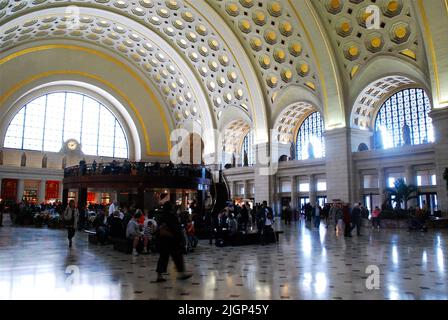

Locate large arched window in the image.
[296,112,325,160]
[241,131,254,167]
[4,92,128,158]
[374,88,433,149]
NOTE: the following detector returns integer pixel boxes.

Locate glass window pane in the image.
[23,96,46,151]
[4,108,25,149]
[113,121,128,158]
[3,92,128,158]
[81,97,100,156]
[97,107,115,157]
[375,89,433,149]
[44,93,65,152]
[63,93,83,142]
[296,112,325,160]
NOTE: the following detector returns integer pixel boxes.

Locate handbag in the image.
[158,224,174,239]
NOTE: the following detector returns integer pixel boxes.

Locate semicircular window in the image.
[374,88,434,149]
[296,112,325,160]
[4,92,128,158]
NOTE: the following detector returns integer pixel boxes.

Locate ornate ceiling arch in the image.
[0,6,215,134]
[222,119,251,154]
[274,102,317,144]
[349,55,431,130]
[0,0,272,144]
[311,0,426,83]
[207,0,322,105]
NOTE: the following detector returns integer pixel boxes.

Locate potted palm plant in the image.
[386,178,418,211]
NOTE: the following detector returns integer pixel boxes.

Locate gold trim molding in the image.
[0,45,172,156]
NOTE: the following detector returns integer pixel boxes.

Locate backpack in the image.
[266,208,273,220]
[361,207,369,219]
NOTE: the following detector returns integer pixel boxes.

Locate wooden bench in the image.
[113,238,134,254]
[427,217,448,228]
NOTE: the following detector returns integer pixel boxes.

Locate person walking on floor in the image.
[283,204,292,225]
[350,203,362,236]
[63,200,79,248]
[155,203,192,282]
[343,204,352,238]
[313,203,322,230]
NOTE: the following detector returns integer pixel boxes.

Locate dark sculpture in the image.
[42,154,47,168]
[290,141,296,160]
[243,150,248,167]
[402,123,411,145]
[20,152,27,167]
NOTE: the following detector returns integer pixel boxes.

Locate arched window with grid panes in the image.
[3,92,129,158]
[296,112,325,160]
[374,88,434,149]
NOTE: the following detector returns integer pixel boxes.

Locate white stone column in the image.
[430,108,448,211]
[291,176,297,211]
[230,181,236,200]
[59,181,63,202]
[357,171,364,203]
[309,174,316,205]
[254,143,274,205]
[324,128,353,203]
[378,167,386,205]
[405,165,414,185]
[404,165,417,208]
[38,180,46,204]
[16,179,25,203]
[243,180,249,199]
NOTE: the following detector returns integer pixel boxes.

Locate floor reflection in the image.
[0,221,447,300]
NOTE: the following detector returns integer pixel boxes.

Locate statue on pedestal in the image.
[62,156,67,169]
[42,154,47,168]
[290,141,296,160]
[374,129,383,149]
[307,142,314,159]
[232,153,236,168]
[402,123,411,145]
[243,150,248,167]
[20,152,27,167]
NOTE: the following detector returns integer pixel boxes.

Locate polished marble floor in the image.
[0,217,447,300]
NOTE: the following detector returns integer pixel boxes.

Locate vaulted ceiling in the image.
[0,0,443,157]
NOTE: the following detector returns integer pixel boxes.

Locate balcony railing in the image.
[64,161,212,180]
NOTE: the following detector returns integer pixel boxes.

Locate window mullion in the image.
[41,94,48,151]
[61,92,67,143]
[21,105,27,150]
[80,95,85,145]
[96,105,101,156]
[113,119,117,158]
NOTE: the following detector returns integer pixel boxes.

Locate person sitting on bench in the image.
[126,212,143,256]
[109,211,125,240]
[93,211,109,244]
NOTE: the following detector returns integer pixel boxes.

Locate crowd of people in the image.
[74,200,201,257]
[64,159,211,180]
[210,200,276,246]
[281,202,370,237]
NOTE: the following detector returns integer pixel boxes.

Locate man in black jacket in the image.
[351,203,362,236]
[155,203,192,282]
